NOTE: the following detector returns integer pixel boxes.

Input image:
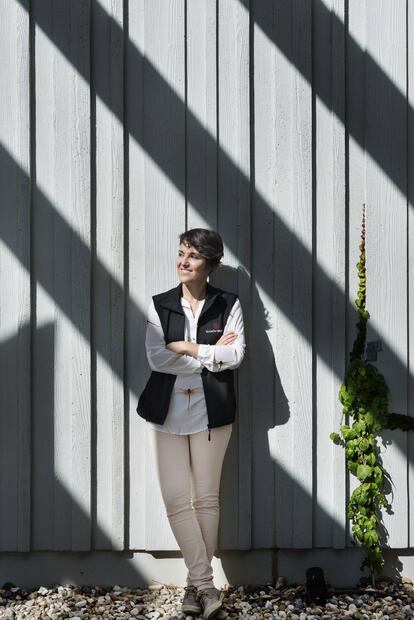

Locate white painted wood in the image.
[272,1,313,549]
[186,0,217,230]
[347,0,368,550]
[0,0,31,552]
[364,0,408,549]
[142,0,186,551]
[216,0,251,551]
[313,0,347,549]
[93,0,125,551]
[128,0,148,552]
[408,0,414,550]
[32,0,91,550]
[251,0,277,549]
[0,0,412,559]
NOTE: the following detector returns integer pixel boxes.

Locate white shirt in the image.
[144,295,246,434]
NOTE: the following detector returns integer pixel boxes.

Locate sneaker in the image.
[197,586,224,620]
[181,585,202,614]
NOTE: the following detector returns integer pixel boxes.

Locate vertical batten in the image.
[142,0,186,551]
[408,0,414,550]
[93,0,125,550]
[313,0,347,548]
[0,0,31,551]
[251,0,277,549]
[32,0,91,550]
[0,0,413,563]
[186,0,218,230]
[128,0,148,552]
[216,0,251,551]
[273,0,313,549]
[347,0,368,548]
[364,0,408,549]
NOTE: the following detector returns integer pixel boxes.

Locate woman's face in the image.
[176,242,210,285]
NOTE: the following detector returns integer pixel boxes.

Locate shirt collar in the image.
[159,281,221,319]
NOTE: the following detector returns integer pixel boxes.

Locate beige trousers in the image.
[148,424,233,591]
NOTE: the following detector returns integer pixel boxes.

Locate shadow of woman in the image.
[208,264,289,587]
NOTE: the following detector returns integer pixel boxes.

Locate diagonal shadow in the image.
[6,0,412,400]
[1,0,411,578]
[1,324,396,584]
[242,0,409,200]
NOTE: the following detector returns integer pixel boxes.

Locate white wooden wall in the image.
[0,0,413,558]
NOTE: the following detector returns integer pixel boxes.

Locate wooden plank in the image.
[127,0,148,552]
[93,0,125,551]
[273,0,313,549]
[0,0,31,552]
[142,0,186,551]
[215,0,251,551]
[32,0,91,550]
[250,0,277,549]
[313,0,347,549]
[347,0,368,549]
[363,0,408,548]
[186,0,217,230]
[408,0,414,550]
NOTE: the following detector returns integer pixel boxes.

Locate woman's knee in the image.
[158,481,192,516]
[192,489,220,511]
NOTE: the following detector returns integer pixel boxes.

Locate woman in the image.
[136,228,246,620]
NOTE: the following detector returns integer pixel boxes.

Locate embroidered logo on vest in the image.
[205,320,222,334]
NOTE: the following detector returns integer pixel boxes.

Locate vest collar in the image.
[159,281,221,320]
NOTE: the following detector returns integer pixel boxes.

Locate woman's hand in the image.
[215,331,238,346]
[166,332,238,359]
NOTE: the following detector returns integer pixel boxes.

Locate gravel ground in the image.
[1,576,414,619]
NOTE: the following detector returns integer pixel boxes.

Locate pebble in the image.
[0,578,414,619]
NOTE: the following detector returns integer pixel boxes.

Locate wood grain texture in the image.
[1,0,413,557]
[186,0,218,230]
[93,0,125,551]
[408,0,414,550]
[127,0,148,552]
[215,0,251,551]
[364,0,408,549]
[347,0,368,549]
[313,0,347,549]
[251,0,277,550]
[0,0,31,552]
[32,0,91,551]
[141,0,186,551]
[272,0,313,549]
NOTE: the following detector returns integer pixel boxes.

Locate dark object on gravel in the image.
[305,567,328,605]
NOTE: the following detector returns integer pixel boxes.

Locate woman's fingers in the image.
[216,332,238,345]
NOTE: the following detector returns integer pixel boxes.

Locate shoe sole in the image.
[202,593,224,620]
[181,603,202,614]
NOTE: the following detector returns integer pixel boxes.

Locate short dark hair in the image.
[179,228,224,274]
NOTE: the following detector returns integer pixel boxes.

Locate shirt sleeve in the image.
[196,297,246,372]
[145,300,203,375]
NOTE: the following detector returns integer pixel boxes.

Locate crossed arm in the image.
[145,298,246,375]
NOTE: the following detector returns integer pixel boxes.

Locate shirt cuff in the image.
[197,344,216,366]
[213,344,236,363]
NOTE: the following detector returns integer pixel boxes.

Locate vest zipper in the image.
[198,320,212,442]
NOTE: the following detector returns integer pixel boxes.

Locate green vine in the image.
[330,204,414,584]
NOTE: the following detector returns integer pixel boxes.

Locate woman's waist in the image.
[173,374,204,391]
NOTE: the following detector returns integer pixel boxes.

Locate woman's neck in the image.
[182,281,207,301]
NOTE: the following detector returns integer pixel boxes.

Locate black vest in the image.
[136,282,239,431]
